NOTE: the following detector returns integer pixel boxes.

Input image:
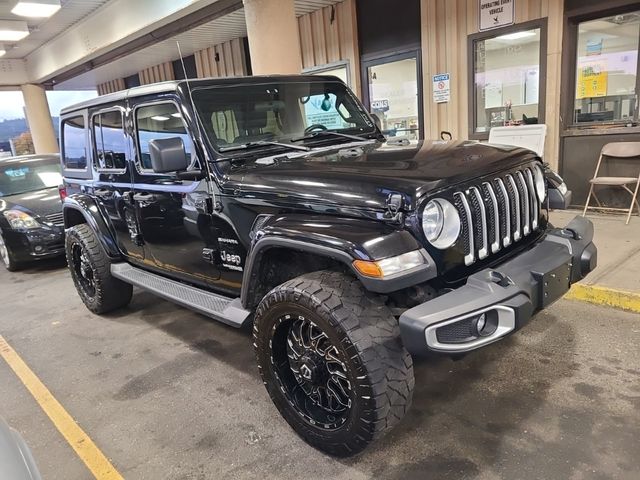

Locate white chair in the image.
[488,124,547,158]
[582,142,640,225]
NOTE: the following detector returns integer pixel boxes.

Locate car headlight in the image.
[352,250,428,278]
[533,164,546,200]
[3,210,40,229]
[422,199,460,249]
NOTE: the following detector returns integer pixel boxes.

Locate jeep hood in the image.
[224,140,539,212]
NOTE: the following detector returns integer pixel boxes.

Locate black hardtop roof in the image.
[60,74,343,116]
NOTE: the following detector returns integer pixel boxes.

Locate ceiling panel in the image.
[1,0,113,59]
[57,0,341,90]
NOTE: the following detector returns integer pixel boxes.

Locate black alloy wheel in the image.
[274,314,352,429]
[71,242,96,298]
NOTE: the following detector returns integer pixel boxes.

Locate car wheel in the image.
[65,224,132,314]
[0,229,21,272]
[254,270,414,456]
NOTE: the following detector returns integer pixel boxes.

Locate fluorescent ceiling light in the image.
[151,115,170,121]
[171,112,182,118]
[0,45,6,57]
[11,0,61,19]
[495,31,536,41]
[0,20,29,41]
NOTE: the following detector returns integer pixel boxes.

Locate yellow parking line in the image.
[565,284,640,314]
[0,335,124,480]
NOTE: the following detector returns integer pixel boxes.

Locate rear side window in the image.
[62,116,87,170]
[93,110,127,171]
[135,103,194,171]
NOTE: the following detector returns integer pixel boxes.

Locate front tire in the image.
[0,229,21,272]
[254,270,414,456]
[65,224,132,314]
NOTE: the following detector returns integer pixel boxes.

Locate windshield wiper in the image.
[291,131,374,143]
[219,140,309,153]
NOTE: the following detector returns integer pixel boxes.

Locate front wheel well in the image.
[245,248,348,308]
[64,208,87,228]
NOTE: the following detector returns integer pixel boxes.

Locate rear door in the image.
[90,106,144,261]
[130,99,220,287]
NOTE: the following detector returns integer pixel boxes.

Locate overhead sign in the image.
[479,0,514,31]
[432,74,450,103]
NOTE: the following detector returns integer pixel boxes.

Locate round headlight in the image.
[533,164,546,201]
[422,200,443,241]
[422,199,460,249]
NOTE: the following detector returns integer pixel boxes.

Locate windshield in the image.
[0,158,62,197]
[192,80,377,152]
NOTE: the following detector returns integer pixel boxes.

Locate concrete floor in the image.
[0,259,639,480]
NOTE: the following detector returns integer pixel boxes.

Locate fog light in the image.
[474,311,498,337]
[34,245,44,253]
[476,313,486,332]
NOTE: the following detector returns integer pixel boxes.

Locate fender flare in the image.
[62,194,121,259]
[240,214,436,307]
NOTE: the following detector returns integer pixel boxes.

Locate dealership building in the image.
[1,0,638,206]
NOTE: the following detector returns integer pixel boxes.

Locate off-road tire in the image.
[254,270,414,456]
[65,224,132,314]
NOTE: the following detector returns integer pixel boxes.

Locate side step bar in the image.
[111,263,251,328]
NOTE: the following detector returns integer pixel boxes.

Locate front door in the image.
[362,51,423,143]
[130,101,220,288]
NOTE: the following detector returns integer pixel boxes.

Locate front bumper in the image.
[3,227,65,263]
[399,215,597,355]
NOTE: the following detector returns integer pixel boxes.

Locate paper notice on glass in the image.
[577,60,608,99]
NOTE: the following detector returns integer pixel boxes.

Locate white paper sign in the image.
[479,0,514,31]
[432,73,450,103]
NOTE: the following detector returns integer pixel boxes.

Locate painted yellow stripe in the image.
[0,335,124,480]
[565,284,640,314]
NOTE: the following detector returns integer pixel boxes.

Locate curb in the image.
[565,284,640,314]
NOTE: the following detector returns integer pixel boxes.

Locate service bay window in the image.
[469,20,547,138]
[573,11,640,125]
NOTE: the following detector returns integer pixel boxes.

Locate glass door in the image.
[362,51,423,142]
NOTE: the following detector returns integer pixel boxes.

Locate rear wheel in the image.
[254,270,414,456]
[65,224,132,313]
[0,229,21,272]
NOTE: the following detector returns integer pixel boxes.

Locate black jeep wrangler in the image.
[60,75,596,456]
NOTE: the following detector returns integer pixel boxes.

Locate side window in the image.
[93,110,127,170]
[62,116,87,170]
[135,103,194,171]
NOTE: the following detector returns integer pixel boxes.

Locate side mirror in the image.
[544,163,573,210]
[148,137,189,173]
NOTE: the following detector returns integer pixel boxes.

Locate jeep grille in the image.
[452,166,541,266]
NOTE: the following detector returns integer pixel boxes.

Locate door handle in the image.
[133,192,157,203]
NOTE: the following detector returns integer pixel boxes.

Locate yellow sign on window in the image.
[577,61,608,99]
